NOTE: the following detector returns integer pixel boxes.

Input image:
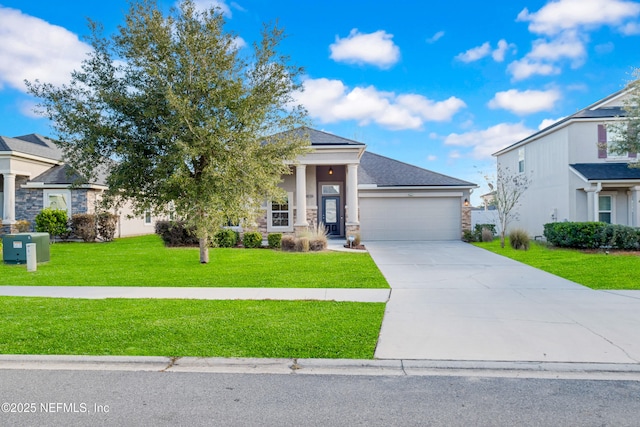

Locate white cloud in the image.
[456,42,491,62]
[191,0,232,17]
[538,116,566,130]
[329,29,400,69]
[491,39,514,62]
[426,31,445,44]
[444,122,535,159]
[427,154,438,161]
[488,89,561,115]
[18,99,42,118]
[517,0,640,36]
[456,40,514,63]
[528,32,587,67]
[0,7,91,92]
[507,58,561,81]
[295,77,466,130]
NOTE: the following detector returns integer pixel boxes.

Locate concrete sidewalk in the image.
[368,241,640,364]
[0,286,389,302]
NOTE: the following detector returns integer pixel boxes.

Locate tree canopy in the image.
[27,0,310,262]
[607,71,640,164]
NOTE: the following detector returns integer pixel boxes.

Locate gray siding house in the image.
[493,89,640,237]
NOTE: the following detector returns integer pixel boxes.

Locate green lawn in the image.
[473,239,640,290]
[0,297,385,358]
[0,234,388,288]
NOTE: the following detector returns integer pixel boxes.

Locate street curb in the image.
[1,355,640,380]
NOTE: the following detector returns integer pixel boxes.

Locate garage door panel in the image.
[360,197,460,241]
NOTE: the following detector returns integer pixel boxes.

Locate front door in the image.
[322,196,340,236]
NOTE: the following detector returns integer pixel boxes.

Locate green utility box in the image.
[2,233,50,264]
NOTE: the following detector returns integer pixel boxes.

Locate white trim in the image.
[359,191,464,198]
[22,182,108,190]
[598,193,616,223]
[267,191,294,232]
[0,151,62,166]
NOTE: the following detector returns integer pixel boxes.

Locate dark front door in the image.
[322,196,340,236]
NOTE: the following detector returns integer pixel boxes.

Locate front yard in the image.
[474,239,640,290]
[0,234,389,288]
[0,235,388,358]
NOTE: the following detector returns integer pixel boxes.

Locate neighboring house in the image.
[493,89,640,238]
[2,129,477,241]
[258,128,477,241]
[0,134,159,237]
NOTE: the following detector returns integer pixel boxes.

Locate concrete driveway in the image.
[368,241,640,363]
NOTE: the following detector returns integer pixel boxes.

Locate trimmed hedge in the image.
[72,214,97,242]
[155,220,199,247]
[35,208,69,239]
[97,213,118,242]
[215,228,239,248]
[268,233,282,249]
[544,222,640,250]
[242,232,263,249]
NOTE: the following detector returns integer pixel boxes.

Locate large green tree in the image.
[607,72,640,164]
[27,0,309,263]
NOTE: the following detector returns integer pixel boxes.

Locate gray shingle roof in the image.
[31,163,109,186]
[359,151,476,187]
[571,162,640,180]
[0,134,63,161]
[304,127,365,146]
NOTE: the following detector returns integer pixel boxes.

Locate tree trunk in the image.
[199,235,209,264]
[500,231,506,248]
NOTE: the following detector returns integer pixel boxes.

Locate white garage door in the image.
[359,197,461,241]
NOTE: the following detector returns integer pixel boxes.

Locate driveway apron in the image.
[368,241,640,363]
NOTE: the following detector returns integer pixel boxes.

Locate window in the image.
[144,210,152,225]
[518,148,525,173]
[606,126,627,158]
[322,184,340,195]
[598,195,612,223]
[43,189,72,218]
[268,192,293,231]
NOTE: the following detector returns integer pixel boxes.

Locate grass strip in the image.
[0,297,385,359]
[473,239,640,290]
[0,235,388,289]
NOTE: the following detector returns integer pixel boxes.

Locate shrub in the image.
[97,212,118,242]
[215,228,238,248]
[72,214,97,242]
[295,236,310,252]
[281,235,296,251]
[481,227,494,242]
[509,228,530,250]
[474,223,496,241]
[268,233,282,249]
[307,223,328,251]
[15,220,31,232]
[543,222,606,249]
[462,230,475,242]
[599,224,640,250]
[242,232,262,249]
[35,208,69,239]
[155,220,198,246]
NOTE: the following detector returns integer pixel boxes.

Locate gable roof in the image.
[493,87,630,157]
[570,162,640,181]
[0,134,63,161]
[304,127,365,146]
[359,151,476,187]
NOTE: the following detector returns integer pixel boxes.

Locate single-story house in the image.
[2,128,477,240]
[493,88,640,237]
[0,134,157,237]
[257,128,477,241]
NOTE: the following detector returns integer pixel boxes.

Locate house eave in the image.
[21,182,108,191]
[0,151,64,165]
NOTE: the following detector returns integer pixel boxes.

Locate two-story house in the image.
[493,88,640,237]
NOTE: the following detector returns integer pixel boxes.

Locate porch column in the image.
[630,186,640,227]
[2,172,16,224]
[294,164,308,229]
[584,183,601,222]
[345,163,359,234]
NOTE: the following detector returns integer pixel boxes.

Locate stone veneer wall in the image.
[461,206,472,234]
[14,184,99,227]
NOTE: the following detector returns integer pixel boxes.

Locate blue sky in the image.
[2,0,640,203]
